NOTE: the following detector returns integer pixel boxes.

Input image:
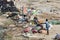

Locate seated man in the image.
[18,15,29,23]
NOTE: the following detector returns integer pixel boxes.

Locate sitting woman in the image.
[33,17,43,29]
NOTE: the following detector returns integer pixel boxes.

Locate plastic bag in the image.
[55,34,60,40]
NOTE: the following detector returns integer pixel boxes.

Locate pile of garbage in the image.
[6,7,53,37]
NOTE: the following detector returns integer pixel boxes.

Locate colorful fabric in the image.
[23,7,27,14]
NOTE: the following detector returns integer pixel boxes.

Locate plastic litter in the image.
[54,34,60,40]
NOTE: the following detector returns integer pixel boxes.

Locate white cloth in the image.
[43,24,53,30]
[7,0,11,2]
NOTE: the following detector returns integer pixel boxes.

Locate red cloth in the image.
[32,29,37,33]
[24,27,31,33]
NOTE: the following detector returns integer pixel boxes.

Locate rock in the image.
[8,24,15,28]
[12,28,17,31]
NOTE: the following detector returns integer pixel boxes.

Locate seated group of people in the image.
[23,16,51,35]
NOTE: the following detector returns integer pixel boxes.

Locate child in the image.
[45,19,50,35]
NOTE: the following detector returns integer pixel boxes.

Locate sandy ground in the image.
[17,25,60,40]
[10,25,60,40]
[0,16,60,40]
[39,25,60,40]
[0,15,60,40]
[16,25,60,40]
